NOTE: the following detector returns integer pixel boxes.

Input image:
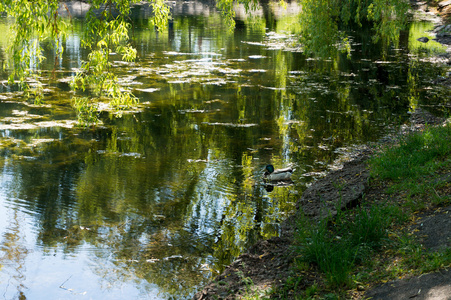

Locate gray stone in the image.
[418,37,429,43]
[435,25,446,32]
[296,156,370,220]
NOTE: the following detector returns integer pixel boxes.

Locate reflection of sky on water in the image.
[185,158,226,238]
[4,243,159,299]
[0,160,163,299]
[0,164,11,230]
[65,34,83,70]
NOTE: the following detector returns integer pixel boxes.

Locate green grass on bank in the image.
[369,124,451,208]
[369,125,451,181]
[294,203,404,288]
[242,124,451,299]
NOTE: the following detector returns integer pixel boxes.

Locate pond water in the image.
[0,1,450,299]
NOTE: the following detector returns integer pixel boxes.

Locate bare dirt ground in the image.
[193,2,451,299]
[363,204,451,300]
[363,199,451,300]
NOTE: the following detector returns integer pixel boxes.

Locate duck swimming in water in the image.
[263,164,293,182]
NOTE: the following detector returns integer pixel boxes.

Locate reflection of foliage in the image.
[0,211,29,298]
[408,21,447,54]
[213,0,409,57]
[407,59,420,112]
[298,0,409,56]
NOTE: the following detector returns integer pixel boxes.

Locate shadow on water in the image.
[0,1,450,299]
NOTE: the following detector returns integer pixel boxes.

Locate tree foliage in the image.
[216,0,261,28]
[0,0,65,102]
[70,0,141,119]
[0,0,169,123]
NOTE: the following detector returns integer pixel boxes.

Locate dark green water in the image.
[0,2,449,299]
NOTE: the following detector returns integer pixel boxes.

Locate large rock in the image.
[296,156,370,220]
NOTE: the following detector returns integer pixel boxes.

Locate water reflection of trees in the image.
[0,210,29,299]
[0,3,450,298]
[0,54,415,294]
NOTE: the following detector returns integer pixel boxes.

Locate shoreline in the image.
[194,109,450,300]
[193,2,451,299]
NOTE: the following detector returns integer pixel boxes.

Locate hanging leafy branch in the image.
[0,0,170,124]
[298,0,343,58]
[150,0,171,31]
[0,0,68,102]
[367,0,410,46]
[213,0,409,57]
[69,0,150,124]
[70,2,139,120]
[216,0,261,29]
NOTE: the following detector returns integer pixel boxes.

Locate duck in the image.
[263,164,293,182]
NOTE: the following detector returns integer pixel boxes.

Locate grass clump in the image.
[368,124,451,208]
[297,219,356,287]
[294,202,403,289]
[236,271,272,300]
[369,125,451,180]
